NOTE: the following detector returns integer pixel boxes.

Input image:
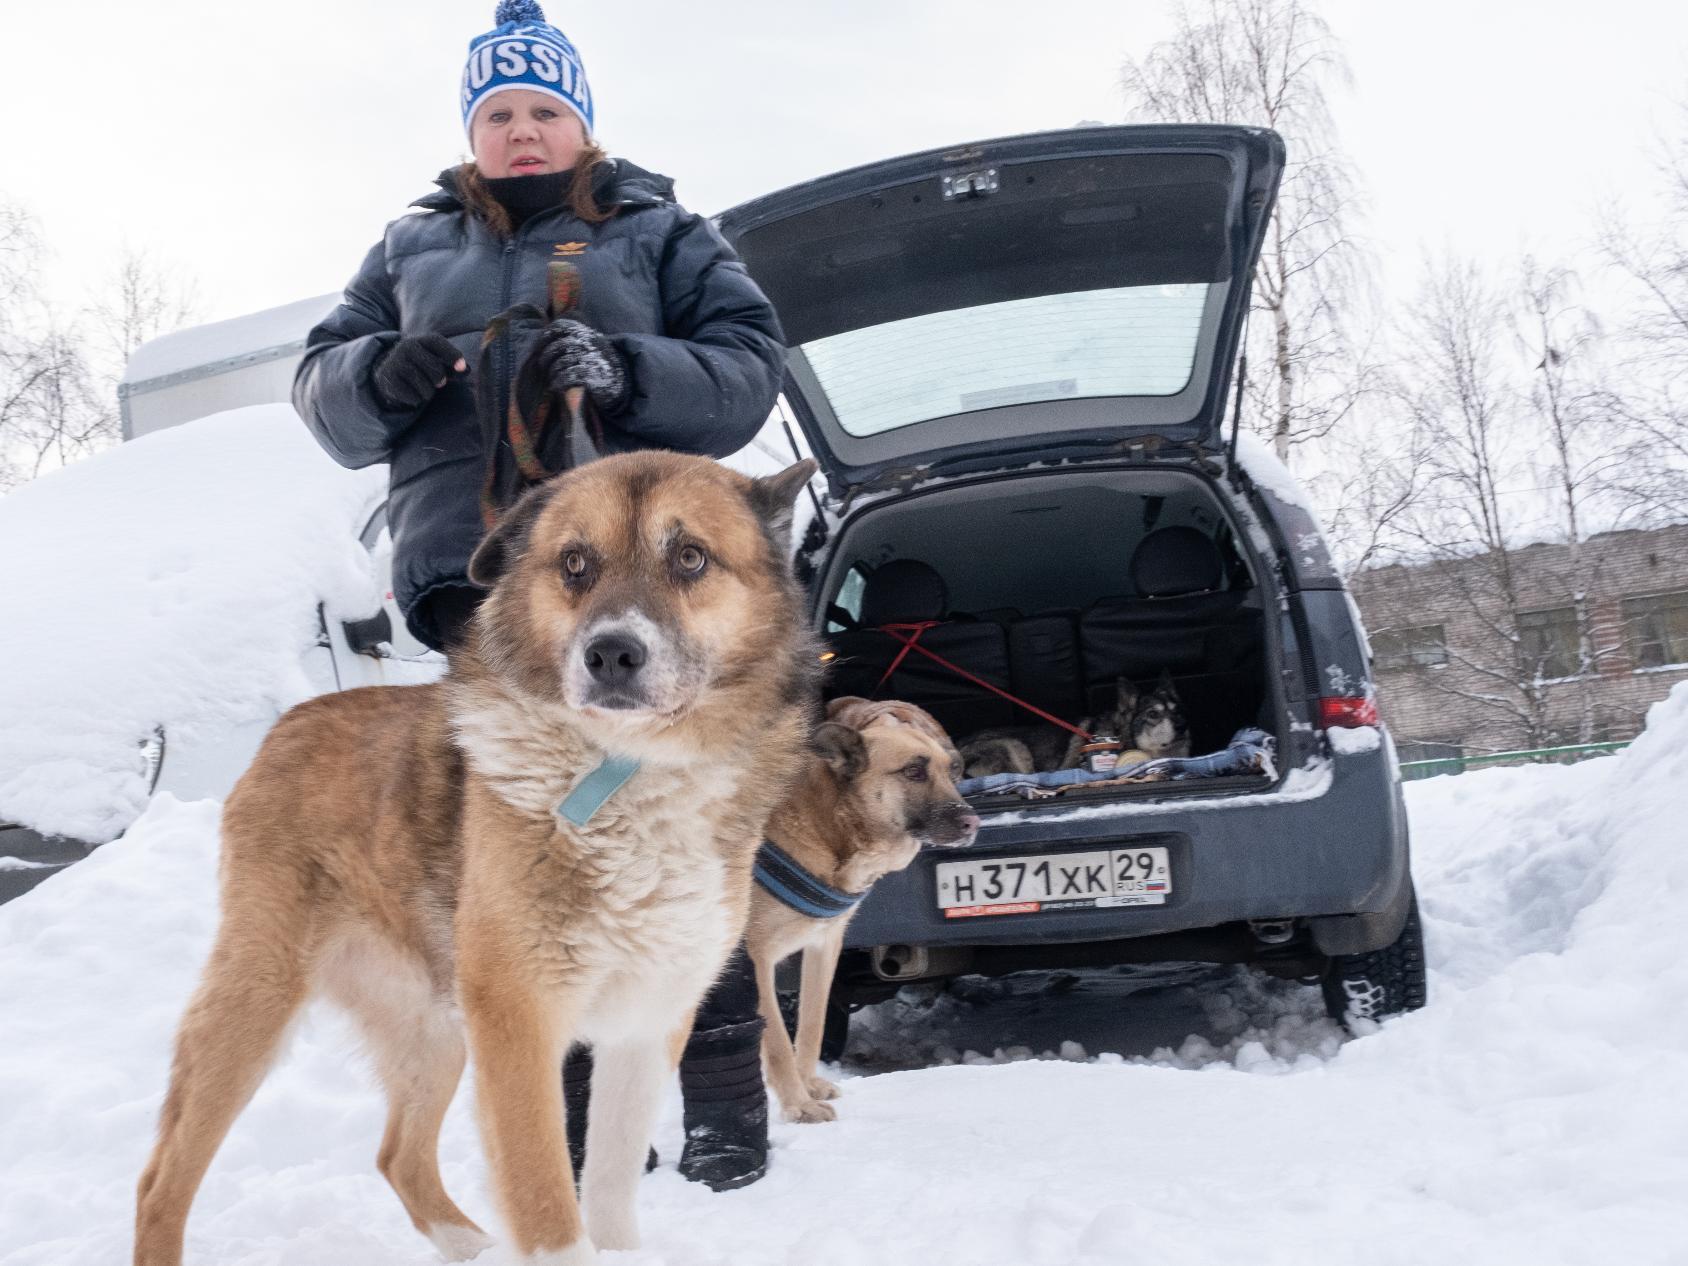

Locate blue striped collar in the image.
[753,839,864,919]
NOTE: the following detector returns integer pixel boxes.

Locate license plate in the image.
[935,846,1172,918]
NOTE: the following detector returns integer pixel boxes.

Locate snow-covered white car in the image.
[0,405,443,897]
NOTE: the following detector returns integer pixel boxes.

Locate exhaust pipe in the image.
[871,943,975,982]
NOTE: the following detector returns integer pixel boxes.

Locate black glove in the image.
[535,319,631,416]
[373,334,466,411]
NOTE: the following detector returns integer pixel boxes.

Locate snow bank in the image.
[0,406,385,840]
[4,684,1688,1262]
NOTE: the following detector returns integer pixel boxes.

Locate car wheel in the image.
[1321,888,1427,1031]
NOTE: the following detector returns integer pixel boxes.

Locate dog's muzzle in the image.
[918,802,981,849]
[568,612,701,717]
[580,631,650,709]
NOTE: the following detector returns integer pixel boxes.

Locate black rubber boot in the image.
[677,1017,770,1192]
[562,1044,658,1182]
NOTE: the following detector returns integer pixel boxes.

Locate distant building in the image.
[1349,524,1688,760]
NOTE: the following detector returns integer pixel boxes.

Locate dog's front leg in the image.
[580,1027,679,1251]
[459,952,595,1265]
[795,920,848,1104]
[753,948,833,1123]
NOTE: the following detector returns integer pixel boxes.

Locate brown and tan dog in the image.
[134,452,820,1266]
[746,696,978,1124]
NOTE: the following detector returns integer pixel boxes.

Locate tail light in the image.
[1319,696,1379,729]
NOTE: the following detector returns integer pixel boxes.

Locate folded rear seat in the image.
[1008,611,1084,722]
[825,560,1016,736]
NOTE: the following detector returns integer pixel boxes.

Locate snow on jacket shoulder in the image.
[291,159,787,646]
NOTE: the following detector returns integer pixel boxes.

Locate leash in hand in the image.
[478,259,607,530]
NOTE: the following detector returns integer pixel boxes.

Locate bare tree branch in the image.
[0,200,201,488]
[1596,104,1688,524]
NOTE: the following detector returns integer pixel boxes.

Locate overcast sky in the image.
[3,0,1685,328]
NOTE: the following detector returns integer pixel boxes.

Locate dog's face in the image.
[815,712,978,884]
[1092,678,1141,744]
[1129,672,1188,755]
[466,452,816,754]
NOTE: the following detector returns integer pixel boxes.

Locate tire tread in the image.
[1321,895,1427,1029]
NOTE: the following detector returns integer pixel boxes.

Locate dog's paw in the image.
[782,1097,838,1124]
[582,1216,637,1255]
[805,1074,841,1101]
[523,1241,600,1264]
[425,1223,496,1262]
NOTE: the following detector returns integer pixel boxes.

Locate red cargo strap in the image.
[874,622,1096,741]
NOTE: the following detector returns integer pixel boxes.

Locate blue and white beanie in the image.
[461,0,593,136]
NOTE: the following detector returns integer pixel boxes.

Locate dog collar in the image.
[753,839,864,919]
[555,754,642,827]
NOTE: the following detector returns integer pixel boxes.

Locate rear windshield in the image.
[801,283,1209,438]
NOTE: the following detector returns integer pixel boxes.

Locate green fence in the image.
[1399,740,1631,781]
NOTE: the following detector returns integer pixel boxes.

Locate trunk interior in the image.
[813,465,1281,809]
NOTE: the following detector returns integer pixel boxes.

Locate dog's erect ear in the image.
[748,459,819,547]
[1155,667,1177,695]
[467,482,552,589]
[1114,676,1141,712]
[812,721,868,781]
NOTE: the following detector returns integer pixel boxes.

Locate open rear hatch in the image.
[716,125,1284,499]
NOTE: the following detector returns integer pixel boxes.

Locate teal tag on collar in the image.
[555,755,641,827]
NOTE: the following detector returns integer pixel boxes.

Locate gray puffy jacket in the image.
[292,160,786,648]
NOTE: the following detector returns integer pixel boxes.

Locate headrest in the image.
[860,559,948,626]
[1130,527,1223,598]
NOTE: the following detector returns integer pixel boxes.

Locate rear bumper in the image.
[844,744,1409,951]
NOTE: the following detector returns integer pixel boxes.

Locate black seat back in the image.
[1008,612,1084,721]
[826,560,1016,736]
[1078,528,1266,748]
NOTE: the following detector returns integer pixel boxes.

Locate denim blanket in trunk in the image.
[958,728,1277,800]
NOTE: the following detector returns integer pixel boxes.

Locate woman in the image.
[292,0,786,1192]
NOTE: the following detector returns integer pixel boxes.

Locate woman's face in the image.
[470,89,587,177]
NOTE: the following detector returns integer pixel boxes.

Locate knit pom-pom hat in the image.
[460,0,593,136]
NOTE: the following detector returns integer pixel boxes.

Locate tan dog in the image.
[134,453,819,1266]
[745,695,978,1124]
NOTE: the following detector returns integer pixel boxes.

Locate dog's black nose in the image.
[583,633,647,686]
[920,803,980,848]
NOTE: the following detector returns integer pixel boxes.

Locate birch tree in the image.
[0,201,89,489]
[1,201,199,488]
[1513,259,1628,739]
[1120,0,1370,462]
[1380,255,1623,748]
[88,250,202,381]
[1598,107,1688,523]
[1389,257,1553,745]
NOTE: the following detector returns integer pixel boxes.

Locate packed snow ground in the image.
[4,695,1687,1264]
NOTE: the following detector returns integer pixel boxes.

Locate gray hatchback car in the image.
[716,123,1424,1037]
